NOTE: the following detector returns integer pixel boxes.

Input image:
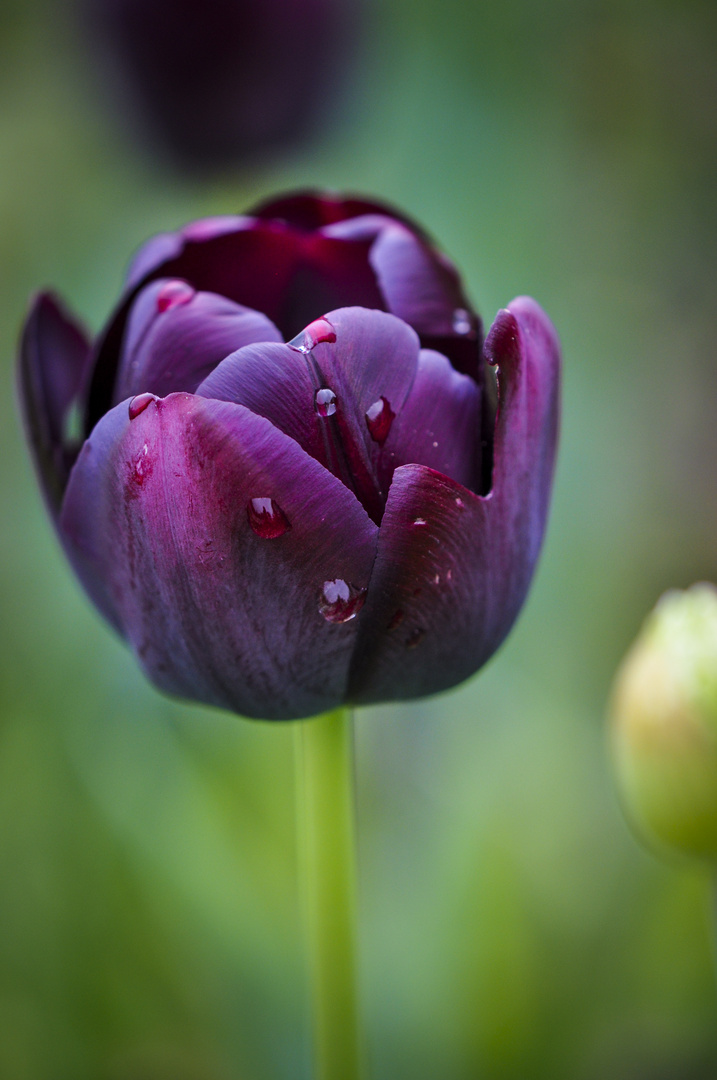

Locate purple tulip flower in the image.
[18,192,560,720]
[81,0,358,169]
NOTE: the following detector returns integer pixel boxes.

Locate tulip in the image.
[18,191,561,721]
[609,583,717,860]
[80,0,359,169]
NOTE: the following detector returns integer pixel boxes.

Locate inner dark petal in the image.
[277,251,384,340]
[375,348,482,497]
[198,307,485,521]
[128,226,385,342]
[113,278,282,403]
[198,307,423,524]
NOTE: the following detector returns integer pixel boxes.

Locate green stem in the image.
[294,708,363,1080]
[711,869,717,994]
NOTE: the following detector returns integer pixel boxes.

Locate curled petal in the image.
[250,191,428,235]
[323,215,482,377]
[382,348,481,494]
[18,292,91,513]
[349,297,560,703]
[89,194,482,431]
[369,225,480,350]
[87,222,384,431]
[196,340,322,463]
[199,306,422,523]
[113,279,282,402]
[125,217,252,288]
[60,394,379,720]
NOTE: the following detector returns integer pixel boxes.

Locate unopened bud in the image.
[609,583,717,860]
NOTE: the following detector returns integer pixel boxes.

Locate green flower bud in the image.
[609,583,717,861]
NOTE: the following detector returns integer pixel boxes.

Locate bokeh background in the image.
[2,0,717,1077]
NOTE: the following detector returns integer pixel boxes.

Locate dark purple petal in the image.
[18,292,91,513]
[113,279,282,402]
[368,224,483,379]
[370,226,466,336]
[380,348,481,494]
[125,216,253,288]
[60,393,379,720]
[250,191,430,237]
[199,306,421,523]
[122,215,387,327]
[323,214,482,379]
[89,193,483,432]
[125,232,183,289]
[195,341,323,466]
[349,296,560,703]
[86,222,385,432]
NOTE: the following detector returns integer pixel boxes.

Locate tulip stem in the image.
[294,708,363,1080]
[711,871,717,994]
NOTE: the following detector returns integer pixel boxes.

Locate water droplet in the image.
[156,280,195,313]
[365,397,395,445]
[387,610,404,631]
[455,497,464,508]
[128,393,157,420]
[432,441,438,448]
[446,569,453,581]
[129,443,152,490]
[452,308,473,335]
[247,498,291,538]
[433,573,441,585]
[319,579,367,623]
[405,627,426,649]
[304,316,336,347]
[413,517,427,527]
[289,316,336,353]
[314,388,337,417]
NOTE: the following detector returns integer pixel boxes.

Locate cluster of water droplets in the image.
[124,308,450,634]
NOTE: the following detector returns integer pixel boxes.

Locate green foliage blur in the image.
[2,0,717,1076]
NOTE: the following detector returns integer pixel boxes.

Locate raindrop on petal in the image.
[405,627,426,649]
[156,280,195,313]
[247,497,291,538]
[314,388,337,417]
[128,393,158,420]
[365,397,395,445]
[128,442,152,493]
[289,315,336,353]
[304,316,336,347]
[413,517,427,527]
[319,579,367,623]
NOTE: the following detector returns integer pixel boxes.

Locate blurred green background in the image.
[2,0,717,1077]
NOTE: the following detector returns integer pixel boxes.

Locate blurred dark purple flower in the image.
[81,0,358,169]
[18,191,560,720]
